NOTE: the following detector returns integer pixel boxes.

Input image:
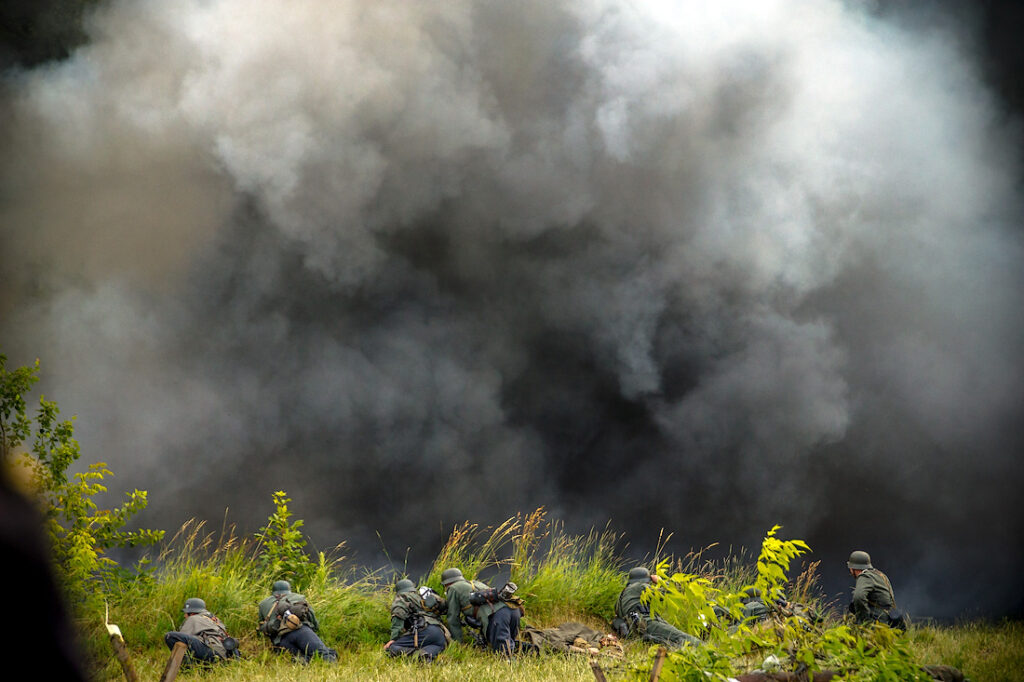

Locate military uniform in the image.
[442,569,521,655]
[385,581,448,661]
[258,581,337,663]
[850,567,897,623]
[614,569,701,648]
[164,598,236,664]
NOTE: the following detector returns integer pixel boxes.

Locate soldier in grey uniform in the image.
[847,550,905,628]
[258,580,337,662]
[614,567,702,647]
[164,597,238,664]
[441,568,522,655]
[384,579,448,661]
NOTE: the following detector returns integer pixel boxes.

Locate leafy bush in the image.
[628,526,935,681]
[0,354,163,606]
[255,490,319,590]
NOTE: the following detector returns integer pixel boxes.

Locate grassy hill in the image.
[76,511,1023,682]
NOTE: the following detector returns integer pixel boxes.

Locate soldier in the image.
[164,597,239,665]
[257,580,338,662]
[384,579,449,662]
[847,550,906,628]
[441,568,522,655]
[613,567,702,647]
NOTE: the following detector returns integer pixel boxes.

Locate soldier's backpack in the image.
[468,581,521,607]
[260,593,312,637]
[461,580,525,630]
[418,585,446,616]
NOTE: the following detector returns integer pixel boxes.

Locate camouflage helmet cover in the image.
[627,566,651,583]
[847,550,872,570]
[182,597,206,614]
[395,579,416,593]
[272,580,291,594]
[440,568,464,586]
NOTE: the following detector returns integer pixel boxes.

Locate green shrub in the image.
[255,490,320,590]
[0,354,163,607]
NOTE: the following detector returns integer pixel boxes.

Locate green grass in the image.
[907,620,1024,682]
[75,512,1023,682]
[94,642,651,682]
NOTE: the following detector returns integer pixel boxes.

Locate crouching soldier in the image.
[847,551,908,629]
[441,568,524,656]
[258,580,338,662]
[613,567,702,648]
[384,579,449,662]
[164,597,239,665]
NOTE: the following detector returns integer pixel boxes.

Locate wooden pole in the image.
[649,646,667,682]
[159,641,189,682]
[590,660,609,681]
[108,632,139,682]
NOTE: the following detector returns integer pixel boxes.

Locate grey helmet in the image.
[272,580,291,594]
[847,550,872,571]
[627,567,651,583]
[182,597,206,614]
[395,579,416,593]
[440,568,464,586]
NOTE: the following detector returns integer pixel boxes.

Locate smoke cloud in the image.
[2,0,1022,618]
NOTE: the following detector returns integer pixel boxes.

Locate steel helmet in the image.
[847,550,872,570]
[395,579,416,593]
[182,597,206,614]
[627,567,651,583]
[440,568,464,586]
[272,580,291,594]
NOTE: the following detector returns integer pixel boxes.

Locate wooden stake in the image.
[159,641,188,682]
[108,633,139,682]
[649,646,667,682]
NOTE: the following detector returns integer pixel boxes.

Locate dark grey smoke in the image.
[2,0,1022,619]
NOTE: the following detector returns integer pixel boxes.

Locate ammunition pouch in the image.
[464,614,483,630]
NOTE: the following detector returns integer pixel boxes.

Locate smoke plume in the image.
[2,0,1022,618]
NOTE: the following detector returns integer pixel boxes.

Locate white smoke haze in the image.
[2,0,1022,617]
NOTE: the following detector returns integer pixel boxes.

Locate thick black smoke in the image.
[2,0,1022,619]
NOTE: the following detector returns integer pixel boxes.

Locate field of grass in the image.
[90,625,1024,682]
[75,512,1023,682]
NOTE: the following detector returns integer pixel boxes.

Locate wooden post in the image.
[590,660,609,681]
[107,632,139,682]
[649,646,667,682]
[159,641,189,682]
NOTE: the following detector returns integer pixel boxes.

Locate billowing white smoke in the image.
[2,0,1021,616]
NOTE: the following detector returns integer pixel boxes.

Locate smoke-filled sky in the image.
[2,0,1022,619]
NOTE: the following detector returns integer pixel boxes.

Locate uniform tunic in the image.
[164,609,232,664]
[850,568,896,623]
[178,611,228,658]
